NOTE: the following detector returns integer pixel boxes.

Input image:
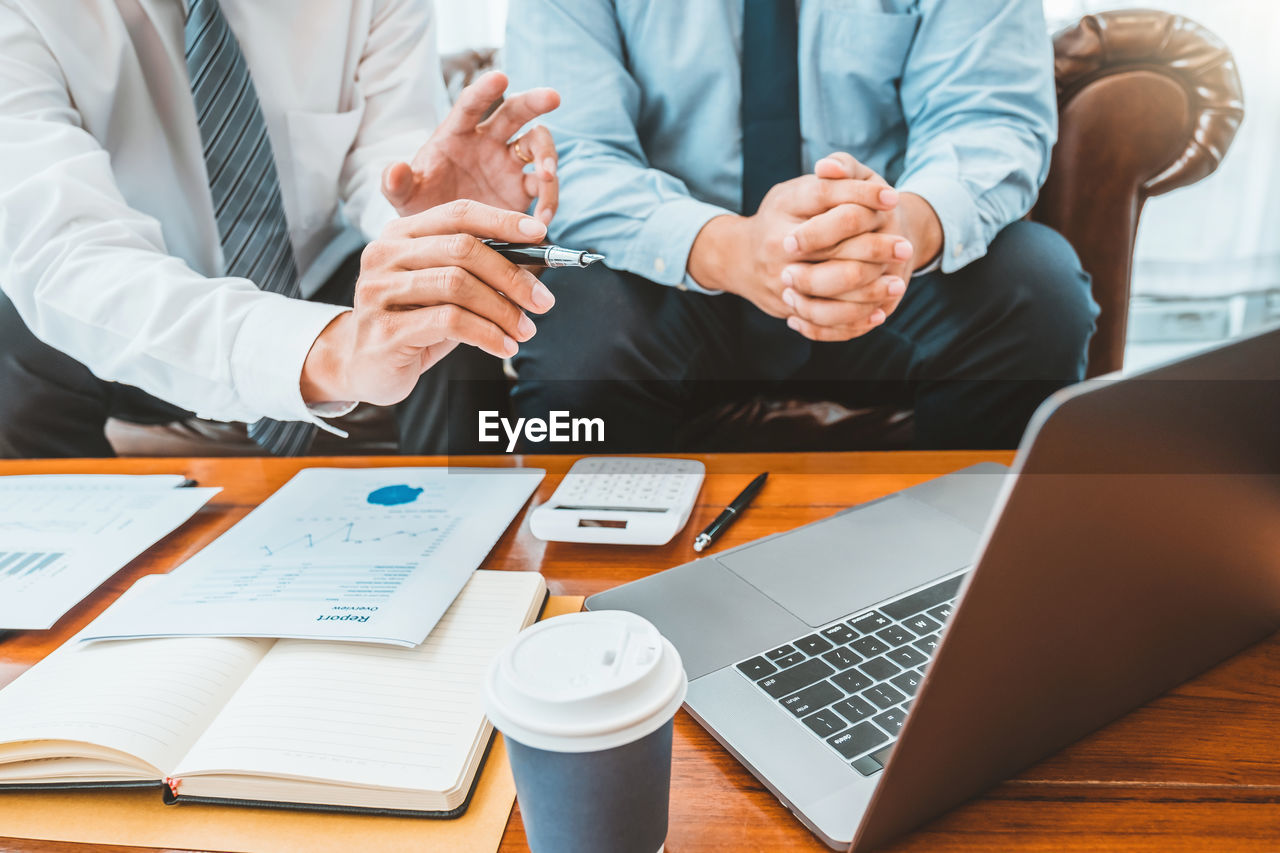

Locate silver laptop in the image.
[586,325,1280,851]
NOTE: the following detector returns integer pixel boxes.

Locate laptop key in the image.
[831,695,877,724]
[821,646,861,670]
[828,722,889,759]
[886,645,927,668]
[775,651,806,668]
[850,612,892,633]
[832,670,873,694]
[912,633,941,656]
[926,603,954,624]
[801,708,849,738]
[851,754,883,776]
[858,655,901,681]
[880,575,965,620]
[903,614,941,637]
[821,623,858,645]
[850,636,889,657]
[873,708,907,734]
[736,656,777,681]
[758,658,836,699]
[782,680,843,717]
[862,683,906,709]
[876,625,913,646]
[890,671,922,696]
[795,634,834,655]
[766,644,797,661]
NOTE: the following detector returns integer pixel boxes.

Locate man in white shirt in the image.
[0,0,561,457]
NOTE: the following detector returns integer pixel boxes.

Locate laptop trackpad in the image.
[716,495,981,627]
[587,559,810,679]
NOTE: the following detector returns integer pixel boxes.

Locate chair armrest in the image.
[1032,10,1243,376]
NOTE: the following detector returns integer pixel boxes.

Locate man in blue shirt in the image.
[504,0,1098,449]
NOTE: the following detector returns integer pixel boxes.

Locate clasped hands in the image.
[690,152,943,342]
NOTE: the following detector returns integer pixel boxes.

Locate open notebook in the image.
[0,570,547,817]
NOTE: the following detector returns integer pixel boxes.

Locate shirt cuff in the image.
[626,197,733,290]
[912,253,942,278]
[897,171,986,275]
[227,295,352,427]
[307,400,359,438]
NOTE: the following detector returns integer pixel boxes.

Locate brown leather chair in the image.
[106,10,1244,456]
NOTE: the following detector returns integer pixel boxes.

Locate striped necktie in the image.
[185,0,316,456]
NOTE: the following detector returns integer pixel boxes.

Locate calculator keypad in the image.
[554,458,704,512]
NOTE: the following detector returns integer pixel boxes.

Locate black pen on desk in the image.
[693,472,768,553]
[483,240,605,269]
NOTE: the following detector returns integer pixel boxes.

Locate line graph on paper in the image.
[253,480,461,560]
[190,512,463,605]
[259,517,456,558]
[0,520,83,535]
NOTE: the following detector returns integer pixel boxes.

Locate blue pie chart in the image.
[366,484,423,506]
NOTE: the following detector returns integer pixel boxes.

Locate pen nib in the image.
[582,253,606,266]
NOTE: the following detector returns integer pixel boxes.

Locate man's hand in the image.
[688,152,942,343]
[688,167,908,325]
[381,71,561,223]
[780,152,942,341]
[300,201,556,407]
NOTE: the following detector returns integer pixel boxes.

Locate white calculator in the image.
[530,457,706,545]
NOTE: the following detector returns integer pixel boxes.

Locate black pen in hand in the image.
[694,472,769,552]
[483,240,605,269]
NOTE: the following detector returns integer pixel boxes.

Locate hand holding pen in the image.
[301,204,563,408]
[301,203,608,412]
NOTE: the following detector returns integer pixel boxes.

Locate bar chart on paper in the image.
[0,476,218,630]
[81,467,545,647]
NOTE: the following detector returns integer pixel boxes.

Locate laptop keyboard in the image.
[734,573,964,776]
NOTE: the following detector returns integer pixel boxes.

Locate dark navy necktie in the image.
[186,0,316,456]
[741,0,811,377]
[741,0,803,215]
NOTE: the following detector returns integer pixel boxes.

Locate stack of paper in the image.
[0,475,217,630]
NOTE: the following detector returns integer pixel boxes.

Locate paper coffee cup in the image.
[484,610,688,853]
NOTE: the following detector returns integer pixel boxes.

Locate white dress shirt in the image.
[0,0,448,425]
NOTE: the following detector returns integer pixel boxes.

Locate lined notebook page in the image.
[0,621,270,777]
[172,571,545,793]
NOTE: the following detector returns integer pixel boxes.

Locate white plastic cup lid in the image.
[484,610,688,753]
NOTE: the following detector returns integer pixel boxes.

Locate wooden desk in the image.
[1,452,1278,852]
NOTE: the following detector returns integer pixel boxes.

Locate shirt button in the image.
[653,257,667,274]
[676,284,688,292]
[954,243,965,257]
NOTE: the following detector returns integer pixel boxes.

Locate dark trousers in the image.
[0,252,507,458]
[512,221,1099,451]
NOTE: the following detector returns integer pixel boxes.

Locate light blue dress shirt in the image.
[504,0,1058,291]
